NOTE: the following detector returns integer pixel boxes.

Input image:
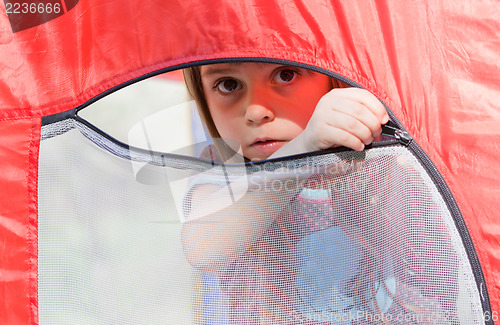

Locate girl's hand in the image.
[301,88,389,152]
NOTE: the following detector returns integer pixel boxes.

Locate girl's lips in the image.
[250,139,287,155]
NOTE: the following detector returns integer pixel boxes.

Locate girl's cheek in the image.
[211,94,240,111]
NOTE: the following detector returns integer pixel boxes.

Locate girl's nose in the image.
[245,104,274,124]
[245,89,275,125]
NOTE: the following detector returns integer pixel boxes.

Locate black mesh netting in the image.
[38,119,483,324]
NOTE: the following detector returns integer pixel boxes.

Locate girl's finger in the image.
[321,97,384,138]
[320,126,366,151]
[324,88,389,124]
[323,110,374,146]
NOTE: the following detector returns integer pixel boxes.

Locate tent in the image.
[1,0,499,324]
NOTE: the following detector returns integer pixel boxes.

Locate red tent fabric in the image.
[0,0,498,323]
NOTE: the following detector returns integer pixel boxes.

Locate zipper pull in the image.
[394,129,412,146]
[381,122,413,146]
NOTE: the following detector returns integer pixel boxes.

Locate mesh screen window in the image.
[38,117,484,324]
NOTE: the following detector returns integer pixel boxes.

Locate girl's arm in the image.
[181,175,305,271]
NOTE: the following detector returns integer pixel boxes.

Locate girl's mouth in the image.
[250,139,287,156]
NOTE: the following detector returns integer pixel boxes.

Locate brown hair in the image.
[184,66,241,161]
[183,66,220,139]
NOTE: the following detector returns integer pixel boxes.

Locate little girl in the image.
[181,62,393,324]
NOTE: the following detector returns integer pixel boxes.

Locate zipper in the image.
[381,121,412,146]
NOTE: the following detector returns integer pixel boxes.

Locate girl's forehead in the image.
[200,62,280,77]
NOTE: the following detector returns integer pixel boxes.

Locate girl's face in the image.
[200,62,332,161]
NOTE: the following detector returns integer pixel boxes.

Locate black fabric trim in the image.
[41,108,77,126]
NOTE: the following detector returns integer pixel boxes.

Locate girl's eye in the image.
[274,69,298,84]
[216,79,242,93]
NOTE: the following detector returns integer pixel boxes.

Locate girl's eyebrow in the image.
[201,63,243,77]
